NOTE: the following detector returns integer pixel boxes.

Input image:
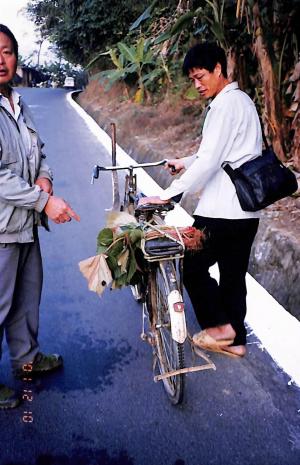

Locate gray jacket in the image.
[0,94,52,243]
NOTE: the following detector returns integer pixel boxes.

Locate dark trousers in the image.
[183,216,259,346]
[0,237,42,369]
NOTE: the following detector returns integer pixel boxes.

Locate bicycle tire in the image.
[148,261,185,405]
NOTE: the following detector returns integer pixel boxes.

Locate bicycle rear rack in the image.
[141,221,185,262]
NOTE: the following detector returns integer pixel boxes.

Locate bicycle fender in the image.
[168,290,187,344]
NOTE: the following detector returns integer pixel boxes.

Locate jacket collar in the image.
[0,88,22,119]
[209,81,239,109]
[0,88,37,133]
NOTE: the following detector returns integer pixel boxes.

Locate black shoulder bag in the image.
[222,120,298,212]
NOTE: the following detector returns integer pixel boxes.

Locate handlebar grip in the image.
[92,165,100,179]
[168,163,177,173]
[91,165,100,184]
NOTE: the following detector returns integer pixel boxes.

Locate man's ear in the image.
[215,63,222,77]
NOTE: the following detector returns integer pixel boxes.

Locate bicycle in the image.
[91,158,215,405]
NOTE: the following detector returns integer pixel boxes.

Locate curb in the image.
[67,91,300,388]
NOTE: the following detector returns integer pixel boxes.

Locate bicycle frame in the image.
[91,161,188,326]
[91,158,216,403]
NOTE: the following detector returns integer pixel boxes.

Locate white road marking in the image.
[67,91,300,387]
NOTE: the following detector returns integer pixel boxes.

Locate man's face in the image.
[0,32,17,88]
[188,64,222,99]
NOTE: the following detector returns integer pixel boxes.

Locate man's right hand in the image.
[44,196,80,224]
[165,159,185,175]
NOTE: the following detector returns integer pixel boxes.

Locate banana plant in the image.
[204,0,227,49]
[87,48,130,99]
[88,37,161,103]
[117,38,156,102]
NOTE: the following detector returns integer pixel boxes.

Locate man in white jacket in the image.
[139,42,261,357]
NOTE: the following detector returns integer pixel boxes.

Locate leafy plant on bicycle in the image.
[96,224,144,288]
[79,218,205,296]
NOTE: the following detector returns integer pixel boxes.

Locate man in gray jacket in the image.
[0,24,80,409]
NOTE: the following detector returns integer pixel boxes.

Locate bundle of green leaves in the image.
[96,224,144,289]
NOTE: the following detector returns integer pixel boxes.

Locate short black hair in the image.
[0,24,18,58]
[183,42,227,78]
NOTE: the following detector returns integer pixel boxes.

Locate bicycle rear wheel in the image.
[148,261,185,405]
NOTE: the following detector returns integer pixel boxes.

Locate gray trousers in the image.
[0,236,42,370]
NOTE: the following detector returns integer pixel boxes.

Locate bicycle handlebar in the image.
[91,159,169,183]
[98,159,167,171]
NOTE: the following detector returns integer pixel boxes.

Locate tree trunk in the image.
[291,86,300,171]
[253,2,286,161]
[227,47,236,83]
[289,64,300,171]
[291,112,300,171]
[36,39,44,68]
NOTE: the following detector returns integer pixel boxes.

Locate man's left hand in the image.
[35,177,53,195]
[138,196,169,206]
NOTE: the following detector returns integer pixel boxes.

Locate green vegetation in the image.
[87,37,171,103]
[26,0,151,65]
[26,0,300,169]
[97,225,144,288]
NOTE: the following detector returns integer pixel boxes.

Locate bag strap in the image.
[222,96,269,174]
[222,162,236,180]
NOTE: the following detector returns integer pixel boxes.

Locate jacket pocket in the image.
[0,153,22,175]
[0,151,17,165]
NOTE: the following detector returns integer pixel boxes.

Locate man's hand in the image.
[164,159,185,175]
[44,196,80,224]
[35,177,53,195]
[137,196,169,206]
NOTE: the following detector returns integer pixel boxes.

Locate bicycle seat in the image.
[135,202,174,216]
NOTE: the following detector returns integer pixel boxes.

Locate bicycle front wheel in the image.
[148,261,185,405]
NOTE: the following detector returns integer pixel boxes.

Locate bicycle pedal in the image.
[140,332,152,343]
[141,332,155,345]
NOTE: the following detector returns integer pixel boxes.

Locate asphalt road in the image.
[0,88,299,465]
